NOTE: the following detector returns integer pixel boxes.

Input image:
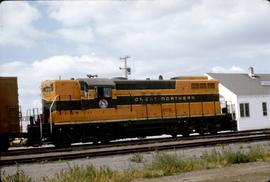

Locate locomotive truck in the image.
[0,76,236,151]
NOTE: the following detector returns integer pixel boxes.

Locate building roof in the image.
[206,73,270,95]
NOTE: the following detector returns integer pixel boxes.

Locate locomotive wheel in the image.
[53,134,71,148]
[54,139,71,148]
[199,131,205,136]
[209,124,218,135]
[181,122,190,137]
[171,133,177,138]
[169,126,178,138]
[100,140,110,144]
[210,129,218,135]
[199,128,205,136]
[199,121,206,136]
[182,131,190,137]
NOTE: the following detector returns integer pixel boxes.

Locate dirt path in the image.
[134,161,270,182]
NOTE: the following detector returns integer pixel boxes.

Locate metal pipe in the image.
[39,118,42,139]
[129,93,132,112]
[49,95,59,134]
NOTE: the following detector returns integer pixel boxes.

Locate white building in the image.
[206,69,270,131]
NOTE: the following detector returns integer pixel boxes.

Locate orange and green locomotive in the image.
[27,76,235,147]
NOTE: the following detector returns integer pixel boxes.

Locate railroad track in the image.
[3,128,270,156]
[1,129,270,166]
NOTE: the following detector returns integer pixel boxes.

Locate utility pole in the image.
[119,56,131,78]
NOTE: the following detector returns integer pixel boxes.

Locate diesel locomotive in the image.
[0,76,236,150]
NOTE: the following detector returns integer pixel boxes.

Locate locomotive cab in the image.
[78,78,116,109]
[78,78,115,98]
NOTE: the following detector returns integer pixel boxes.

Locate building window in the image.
[240,103,250,117]
[262,102,267,116]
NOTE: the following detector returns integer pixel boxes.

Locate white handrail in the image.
[49,95,59,134]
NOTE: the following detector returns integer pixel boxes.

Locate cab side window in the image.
[96,87,112,98]
[103,88,112,98]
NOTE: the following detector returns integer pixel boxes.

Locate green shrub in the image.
[223,145,266,164]
[224,150,250,163]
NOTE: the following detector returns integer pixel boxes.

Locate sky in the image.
[0,0,270,114]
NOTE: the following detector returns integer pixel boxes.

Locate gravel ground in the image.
[1,140,270,181]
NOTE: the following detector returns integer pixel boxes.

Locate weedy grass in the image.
[1,166,33,182]
[2,145,270,182]
[129,153,144,163]
[44,164,122,182]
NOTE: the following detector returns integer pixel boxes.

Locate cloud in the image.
[46,0,270,52]
[1,1,270,116]
[47,0,198,26]
[0,1,44,47]
[211,66,245,73]
[56,27,95,44]
[0,55,119,113]
[48,1,98,27]
[1,53,268,117]
[0,54,210,112]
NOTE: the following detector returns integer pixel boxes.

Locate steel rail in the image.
[3,128,270,157]
[1,132,270,166]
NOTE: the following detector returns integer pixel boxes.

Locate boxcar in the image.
[0,77,20,151]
